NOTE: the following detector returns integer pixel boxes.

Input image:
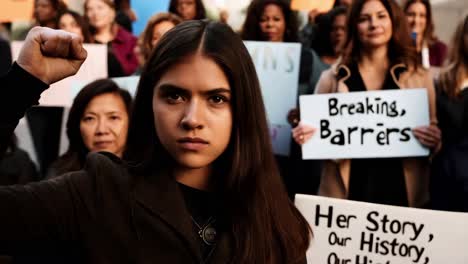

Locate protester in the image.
[57,10,92,43]
[34,0,67,29]
[293,0,440,208]
[137,12,182,69]
[431,14,468,212]
[168,0,206,21]
[312,6,347,66]
[241,0,325,198]
[114,0,137,32]
[0,23,311,263]
[85,0,138,77]
[403,0,447,68]
[46,79,132,178]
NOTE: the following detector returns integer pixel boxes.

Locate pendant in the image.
[199,225,217,245]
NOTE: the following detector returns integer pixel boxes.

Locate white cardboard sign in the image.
[299,89,430,159]
[12,41,108,107]
[295,194,468,264]
[244,41,301,156]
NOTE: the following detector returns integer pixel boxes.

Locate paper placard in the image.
[291,0,334,12]
[12,41,108,107]
[0,0,34,22]
[244,41,301,156]
[71,76,140,100]
[299,89,430,159]
[295,194,468,264]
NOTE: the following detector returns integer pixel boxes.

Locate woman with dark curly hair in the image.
[241,0,298,43]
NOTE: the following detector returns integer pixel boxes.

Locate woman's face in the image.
[357,0,392,49]
[35,0,56,24]
[85,0,116,30]
[152,53,232,170]
[80,93,129,157]
[176,0,197,20]
[259,4,286,42]
[330,14,347,54]
[405,2,427,37]
[151,20,176,48]
[59,14,84,40]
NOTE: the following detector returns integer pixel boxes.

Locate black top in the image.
[436,87,468,146]
[178,183,220,262]
[345,63,408,206]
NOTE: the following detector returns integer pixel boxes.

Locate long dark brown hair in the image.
[124,20,311,263]
[402,0,437,45]
[438,14,468,99]
[168,0,206,20]
[241,0,299,42]
[48,79,132,178]
[342,0,418,67]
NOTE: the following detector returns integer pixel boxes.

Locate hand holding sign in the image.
[413,125,441,149]
[292,122,316,145]
[17,27,88,85]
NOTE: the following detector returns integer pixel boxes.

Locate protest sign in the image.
[12,42,108,107]
[291,0,334,12]
[244,41,301,156]
[295,194,468,264]
[0,0,34,22]
[299,89,430,159]
[71,76,140,100]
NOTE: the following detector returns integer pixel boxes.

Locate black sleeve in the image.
[0,39,12,76]
[0,63,48,157]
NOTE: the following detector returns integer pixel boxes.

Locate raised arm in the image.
[0,27,87,157]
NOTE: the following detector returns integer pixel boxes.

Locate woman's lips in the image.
[177,137,209,151]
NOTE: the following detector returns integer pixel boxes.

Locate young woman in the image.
[0,21,311,263]
[168,0,206,21]
[431,15,468,212]
[57,10,92,43]
[293,0,440,208]
[85,0,138,76]
[403,0,447,68]
[46,79,132,178]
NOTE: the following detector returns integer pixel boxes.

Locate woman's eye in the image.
[209,95,228,105]
[166,93,184,103]
[110,115,121,121]
[82,116,94,122]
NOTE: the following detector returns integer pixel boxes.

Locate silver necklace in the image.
[190,216,217,246]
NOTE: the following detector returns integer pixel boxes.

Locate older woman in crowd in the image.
[47,79,132,178]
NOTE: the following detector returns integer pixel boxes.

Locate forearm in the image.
[0,63,48,157]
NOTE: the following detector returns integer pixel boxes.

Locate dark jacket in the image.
[0,64,307,263]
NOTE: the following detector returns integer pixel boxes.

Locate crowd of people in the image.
[0,0,467,262]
